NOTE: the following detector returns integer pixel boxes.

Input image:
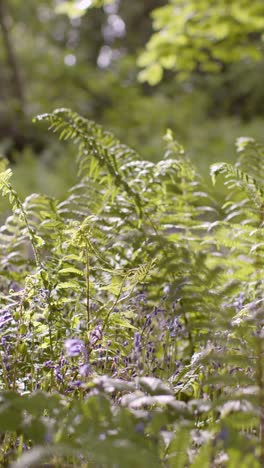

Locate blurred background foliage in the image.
[0,0,264,207]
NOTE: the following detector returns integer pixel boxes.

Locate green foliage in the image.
[56,0,113,18]
[2,1,264,465]
[2,0,264,203]
[138,0,264,83]
[1,109,264,466]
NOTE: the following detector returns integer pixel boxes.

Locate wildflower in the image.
[89,325,102,346]
[64,338,85,357]
[69,380,82,389]
[79,363,92,377]
[44,360,55,369]
[0,310,12,329]
[134,332,142,353]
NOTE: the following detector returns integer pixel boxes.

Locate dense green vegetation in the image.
[1,0,264,467]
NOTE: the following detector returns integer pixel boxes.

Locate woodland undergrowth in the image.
[0,109,264,467]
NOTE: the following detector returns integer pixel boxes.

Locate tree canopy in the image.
[139,0,264,82]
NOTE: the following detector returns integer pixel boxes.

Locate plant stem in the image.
[85,245,90,331]
[102,275,126,332]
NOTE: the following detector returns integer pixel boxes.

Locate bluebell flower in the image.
[79,363,92,377]
[0,310,12,329]
[64,338,85,357]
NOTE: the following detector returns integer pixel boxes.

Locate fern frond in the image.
[34,109,143,218]
[211,162,264,209]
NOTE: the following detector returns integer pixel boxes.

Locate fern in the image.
[1,111,264,465]
[34,109,144,219]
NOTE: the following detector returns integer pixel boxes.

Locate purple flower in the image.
[89,325,102,346]
[79,363,92,377]
[44,360,55,369]
[134,332,142,352]
[64,338,85,357]
[68,380,82,390]
[0,310,12,329]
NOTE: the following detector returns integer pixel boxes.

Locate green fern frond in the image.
[34,109,143,218]
[211,161,264,209]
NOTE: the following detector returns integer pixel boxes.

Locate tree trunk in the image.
[0,0,25,112]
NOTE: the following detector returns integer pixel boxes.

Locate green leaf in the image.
[56,280,80,290]
[138,63,163,86]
